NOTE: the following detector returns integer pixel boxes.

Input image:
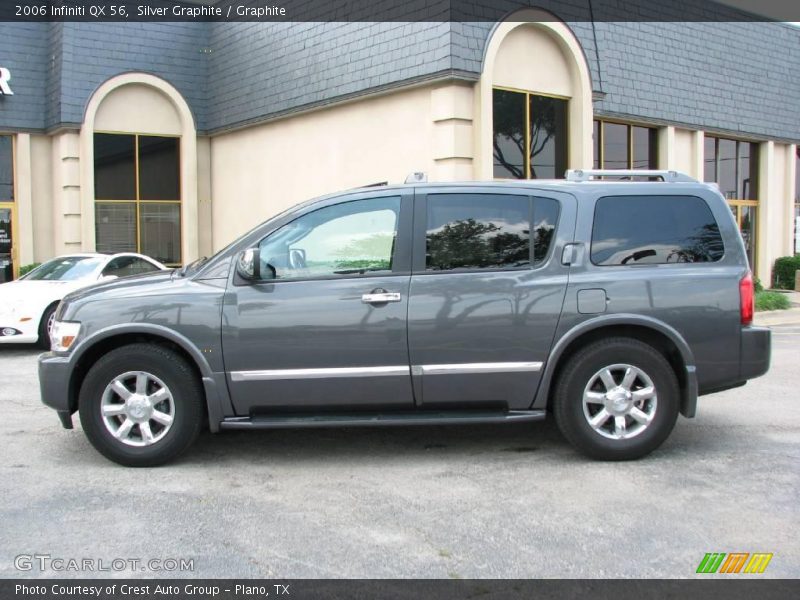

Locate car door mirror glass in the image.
[236,248,260,281]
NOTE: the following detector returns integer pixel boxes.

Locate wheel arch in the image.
[38,300,61,335]
[66,325,225,431]
[534,315,699,417]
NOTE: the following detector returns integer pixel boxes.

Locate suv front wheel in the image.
[78,344,204,467]
[553,337,679,460]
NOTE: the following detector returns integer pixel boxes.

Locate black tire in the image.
[37,303,57,349]
[78,343,204,467]
[553,337,679,461]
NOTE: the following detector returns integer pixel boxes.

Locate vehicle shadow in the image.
[0,345,43,358]
[182,419,576,466]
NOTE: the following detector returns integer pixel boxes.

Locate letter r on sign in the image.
[0,68,13,95]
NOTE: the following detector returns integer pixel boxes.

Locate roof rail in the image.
[565,169,697,183]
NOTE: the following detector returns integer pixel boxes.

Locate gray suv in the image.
[38,170,771,466]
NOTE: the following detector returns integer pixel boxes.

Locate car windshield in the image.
[22,256,104,281]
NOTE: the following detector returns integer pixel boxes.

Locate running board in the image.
[219,410,546,430]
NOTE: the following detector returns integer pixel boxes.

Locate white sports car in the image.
[0,253,167,347]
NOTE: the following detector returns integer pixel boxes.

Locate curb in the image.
[754,307,800,327]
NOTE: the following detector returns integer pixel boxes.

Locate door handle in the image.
[361,290,401,304]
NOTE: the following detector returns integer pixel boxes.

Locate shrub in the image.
[18,262,41,276]
[773,255,800,290]
[755,291,791,312]
[754,277,764,293]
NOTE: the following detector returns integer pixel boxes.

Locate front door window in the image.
[258,197,399,280]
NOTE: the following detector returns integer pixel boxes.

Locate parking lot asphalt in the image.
[0,325,798,579]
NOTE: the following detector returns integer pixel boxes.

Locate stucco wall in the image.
[209,85,438,250]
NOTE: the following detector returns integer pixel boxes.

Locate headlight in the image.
[50,321,81,353]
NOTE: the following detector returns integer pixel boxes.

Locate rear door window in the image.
[423,193,559,271]
[591,195,724,266]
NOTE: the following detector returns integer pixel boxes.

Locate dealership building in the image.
[1,3,799,283]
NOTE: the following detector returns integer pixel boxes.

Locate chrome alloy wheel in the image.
[582,363,657,440]
[46,311,56,336]
[100,371,175,447]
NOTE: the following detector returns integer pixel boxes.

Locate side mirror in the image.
[236,248,260,281]
[98,275,118,282]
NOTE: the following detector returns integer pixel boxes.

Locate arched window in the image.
[480,11,594,181]
[81,73,198,267]
[94,132,181,266]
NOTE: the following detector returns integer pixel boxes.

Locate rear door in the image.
[407,187,576,410]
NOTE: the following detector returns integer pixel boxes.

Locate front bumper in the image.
[0,314,39,343]
[38,352,75,429]
[740,326,771,381]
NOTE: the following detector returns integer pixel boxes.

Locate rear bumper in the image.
[740,326,771,381]
[38,352,74,429]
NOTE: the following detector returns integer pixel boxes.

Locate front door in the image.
[0,204,14,282]
[222,191,415,415]
[407,188,575,410]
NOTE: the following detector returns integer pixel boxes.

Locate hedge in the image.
[773,255,800,290]
[18,263,41,277]
[755,291,791,312]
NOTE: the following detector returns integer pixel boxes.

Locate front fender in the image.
[65,323,230,432]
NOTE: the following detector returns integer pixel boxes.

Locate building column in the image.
[197,136,213,257]
[51,131,82,255]
[431,84,475,181]
[786,144,797,256]
[757,140,775,281]
[657,126,675,170]
[13,133,34,267]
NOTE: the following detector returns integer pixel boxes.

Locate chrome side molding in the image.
[415,362,543,375]
[231,361,543,382]
[231,366,409,382]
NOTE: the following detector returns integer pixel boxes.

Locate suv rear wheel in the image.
[553,337,679,460]
[78,344,204,467]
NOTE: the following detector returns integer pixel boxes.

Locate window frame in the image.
[589,193,726,268]
[411,188,561,275]
[94,131,182,267]
[593,119,659,171]
[0,134,17,281]
[0,133,14,202]
[794,147,799,255]
[492,86,570,180]
[241,191,413,286]
[703,135,759,201]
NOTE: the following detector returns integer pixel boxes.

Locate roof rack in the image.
[565,169,697,183]
[404,171,427,184]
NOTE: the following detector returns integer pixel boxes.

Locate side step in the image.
[219,410,546,430]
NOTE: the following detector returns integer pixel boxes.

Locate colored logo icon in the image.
[696,552,773,574]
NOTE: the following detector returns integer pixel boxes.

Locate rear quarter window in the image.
[591,195,724,266]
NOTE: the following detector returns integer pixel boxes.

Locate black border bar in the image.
[2,579,800,600]
[3,0,800,22]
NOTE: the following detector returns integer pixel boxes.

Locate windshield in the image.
[22,256,104,281]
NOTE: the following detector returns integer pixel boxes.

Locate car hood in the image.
[62,270,177,306]
[0,279,80,302]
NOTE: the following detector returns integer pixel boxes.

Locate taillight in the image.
[740,271,754,326]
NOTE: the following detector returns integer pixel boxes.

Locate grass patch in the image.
[755,291,791,312]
